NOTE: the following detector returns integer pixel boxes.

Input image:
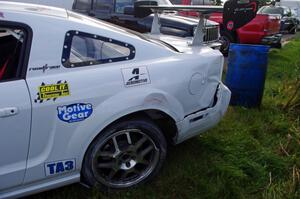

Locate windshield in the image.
[258,6,284,15]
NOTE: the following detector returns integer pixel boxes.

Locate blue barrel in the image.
[225,44,270,108]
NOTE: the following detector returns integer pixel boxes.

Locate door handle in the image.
[0,107,19,118]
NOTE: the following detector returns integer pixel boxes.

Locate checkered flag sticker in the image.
[34,81,65,103]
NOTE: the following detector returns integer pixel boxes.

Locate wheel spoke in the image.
[134,136,148,151]
[108,169,118,180]
[126,132,132,145]
[97,151,114,158]
[97,162,115,169]
[138,159,150,165]
[140,145,154,158]
[112,136,120,153]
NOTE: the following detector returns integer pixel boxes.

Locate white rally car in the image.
[0,1,230,198]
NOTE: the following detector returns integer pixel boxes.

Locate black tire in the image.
[273,41,282,49]
[82,118,167,191]
[220,30,236,57]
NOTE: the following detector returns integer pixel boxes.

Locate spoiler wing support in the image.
[151,12,161,34]
[191,16,204,46]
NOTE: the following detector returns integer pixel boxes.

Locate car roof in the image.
[0,1,68,19]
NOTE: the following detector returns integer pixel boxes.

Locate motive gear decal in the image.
[34,81,70,103]
[57,103,93,123]
[121,66,151,87]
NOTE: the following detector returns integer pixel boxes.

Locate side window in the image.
[62,31,135,68]
[94,0,114,12]
[115,0,134,14]
[0,27,27,82]
[73,0,92,11]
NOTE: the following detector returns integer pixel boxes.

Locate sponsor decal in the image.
[122,67,150,87]
[45,159,75,176]
[34,80,70,103]
[57,103,93,123]
[29,64,60,73]
[227,21,234,31]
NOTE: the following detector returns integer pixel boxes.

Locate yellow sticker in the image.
[39,82,70,100]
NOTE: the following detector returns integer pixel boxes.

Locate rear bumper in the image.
[261,34,282,46]
[174,83,231,144]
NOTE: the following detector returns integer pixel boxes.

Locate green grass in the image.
[29,37,300,199]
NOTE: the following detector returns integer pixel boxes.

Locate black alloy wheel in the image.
[82,119,167,190]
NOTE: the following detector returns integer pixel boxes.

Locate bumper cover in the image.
[175,83,231,144]
[261,34,282,46]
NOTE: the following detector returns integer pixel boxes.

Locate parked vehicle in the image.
[276,0,300,29]
[0,2,230,198]
[177,0,282,55]
[208,12,282,54]
[258,5,298,34]
[72,0,220,43]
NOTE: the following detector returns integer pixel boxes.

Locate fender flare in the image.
[65,88,185,169]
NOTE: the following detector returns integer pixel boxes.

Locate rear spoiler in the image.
[135,0,258,46]
[137,4,223,46]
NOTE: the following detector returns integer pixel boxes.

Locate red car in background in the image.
[175,0,282,55]
[209,12,282,53]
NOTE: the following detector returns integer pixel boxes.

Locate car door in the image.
[0,23,32,191]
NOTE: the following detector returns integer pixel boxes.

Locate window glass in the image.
[0,28,25,81]
[62,31,135,67]
[102,42,131,59]
[259,7,284,15]
[73,0,91,10]
[115,0,133,14]
[94,0,113,11]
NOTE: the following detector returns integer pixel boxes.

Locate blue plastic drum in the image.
[225,44,270,108]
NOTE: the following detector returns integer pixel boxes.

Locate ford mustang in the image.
[0,1,230,198]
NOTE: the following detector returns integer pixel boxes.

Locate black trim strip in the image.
[61,30,136,68]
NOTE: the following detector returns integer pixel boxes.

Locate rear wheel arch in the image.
[80,109,178,186]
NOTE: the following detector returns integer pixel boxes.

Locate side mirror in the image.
[134,1,158,18]
[124,6,134,15]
